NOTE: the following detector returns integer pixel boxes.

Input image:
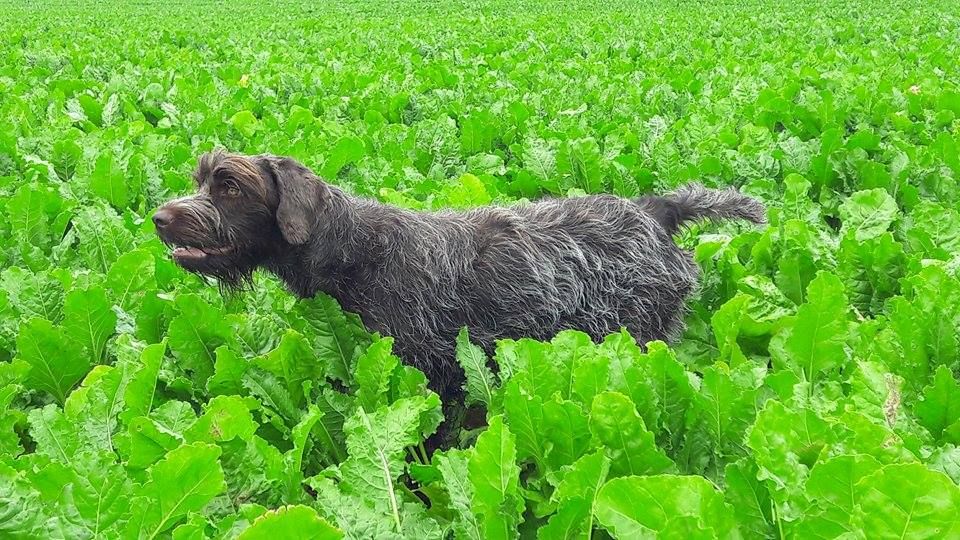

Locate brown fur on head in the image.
[152,150,327,288]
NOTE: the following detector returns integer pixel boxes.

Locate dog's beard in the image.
[214,267,257,295]
[177,254,258,294]
[159,232,255,291]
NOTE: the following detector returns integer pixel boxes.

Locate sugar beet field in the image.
[2,0,960,538]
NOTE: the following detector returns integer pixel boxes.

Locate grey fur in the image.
[155,151,766,397]
[634,183,767,236]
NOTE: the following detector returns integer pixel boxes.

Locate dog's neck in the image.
[264,187,382,302]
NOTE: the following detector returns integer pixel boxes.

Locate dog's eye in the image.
[223,180,241,197]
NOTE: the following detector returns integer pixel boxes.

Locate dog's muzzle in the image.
[153,203,234,265]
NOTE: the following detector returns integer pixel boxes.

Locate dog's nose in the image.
[152,208,174,229]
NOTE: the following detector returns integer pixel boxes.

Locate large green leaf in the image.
[541,397,592,471]
[915,365,960,441]
[238,505,342,540]
[437,449,483,540]
[322,136,366,178]
[688,364,760,460]
[354,337,400,412]
[746,400,839,520]
[837,233,904,315]
[853,464,960,538]
[89,151,129,209]
[902,266,960,370]
[522,137,558,183]
[64,364,130,453]
[597,331,659,431]
[255,329,323,407]
[460,110,498,154]
[207,345,248,397]
[58,457,135,538]
[0,463,51,538]
[289,294,369,386]
[456,327,498,409]
[8,182,67,248]
[558,137,604,193]
[905,201,960,257]
[18,318,89,404]
[337,396,437,533]
[594,475,739,539]
[62,286,117,364]
[185,395,258,444]
[106,249,157,312]
[122,401,197,470]
[283,405,323,502]
[167,294,232,389]
[723,459,773,538]
[126,442,226,538]
[229,110,260,137]
[0,266,64,324]
[838,188,898,241]
[27,403,88,463]
[69,204,134,273]
[119,339,166,424]
[771,272,849,383]
[642,341,696,448]
[0,385,22,458]
[468,415,524,540]
[502,378,547,471]
[589,392,674,478]
[790,454,882,537]
[539,450,610,540]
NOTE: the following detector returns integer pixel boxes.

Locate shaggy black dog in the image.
[154,151,765,397]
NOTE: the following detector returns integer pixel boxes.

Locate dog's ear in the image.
[258,155,327,245]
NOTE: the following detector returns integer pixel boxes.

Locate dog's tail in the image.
[635,183,766,235]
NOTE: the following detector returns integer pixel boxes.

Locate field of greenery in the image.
[3,0,960,537]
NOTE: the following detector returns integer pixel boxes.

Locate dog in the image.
[154,150,765,398]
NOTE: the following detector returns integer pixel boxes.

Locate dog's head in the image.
[153,150,327,287]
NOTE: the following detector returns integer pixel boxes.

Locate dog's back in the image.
[425,184,765,361]
[465,183,765,239]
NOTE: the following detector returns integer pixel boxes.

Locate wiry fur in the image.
[635,184,767,236]
[155,151,766,398]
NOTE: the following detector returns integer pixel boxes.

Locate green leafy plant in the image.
[2,0,960,538]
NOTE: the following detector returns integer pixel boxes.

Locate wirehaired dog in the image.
[154,151,766,398]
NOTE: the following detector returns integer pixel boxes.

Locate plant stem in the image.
[418,442,431,464]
